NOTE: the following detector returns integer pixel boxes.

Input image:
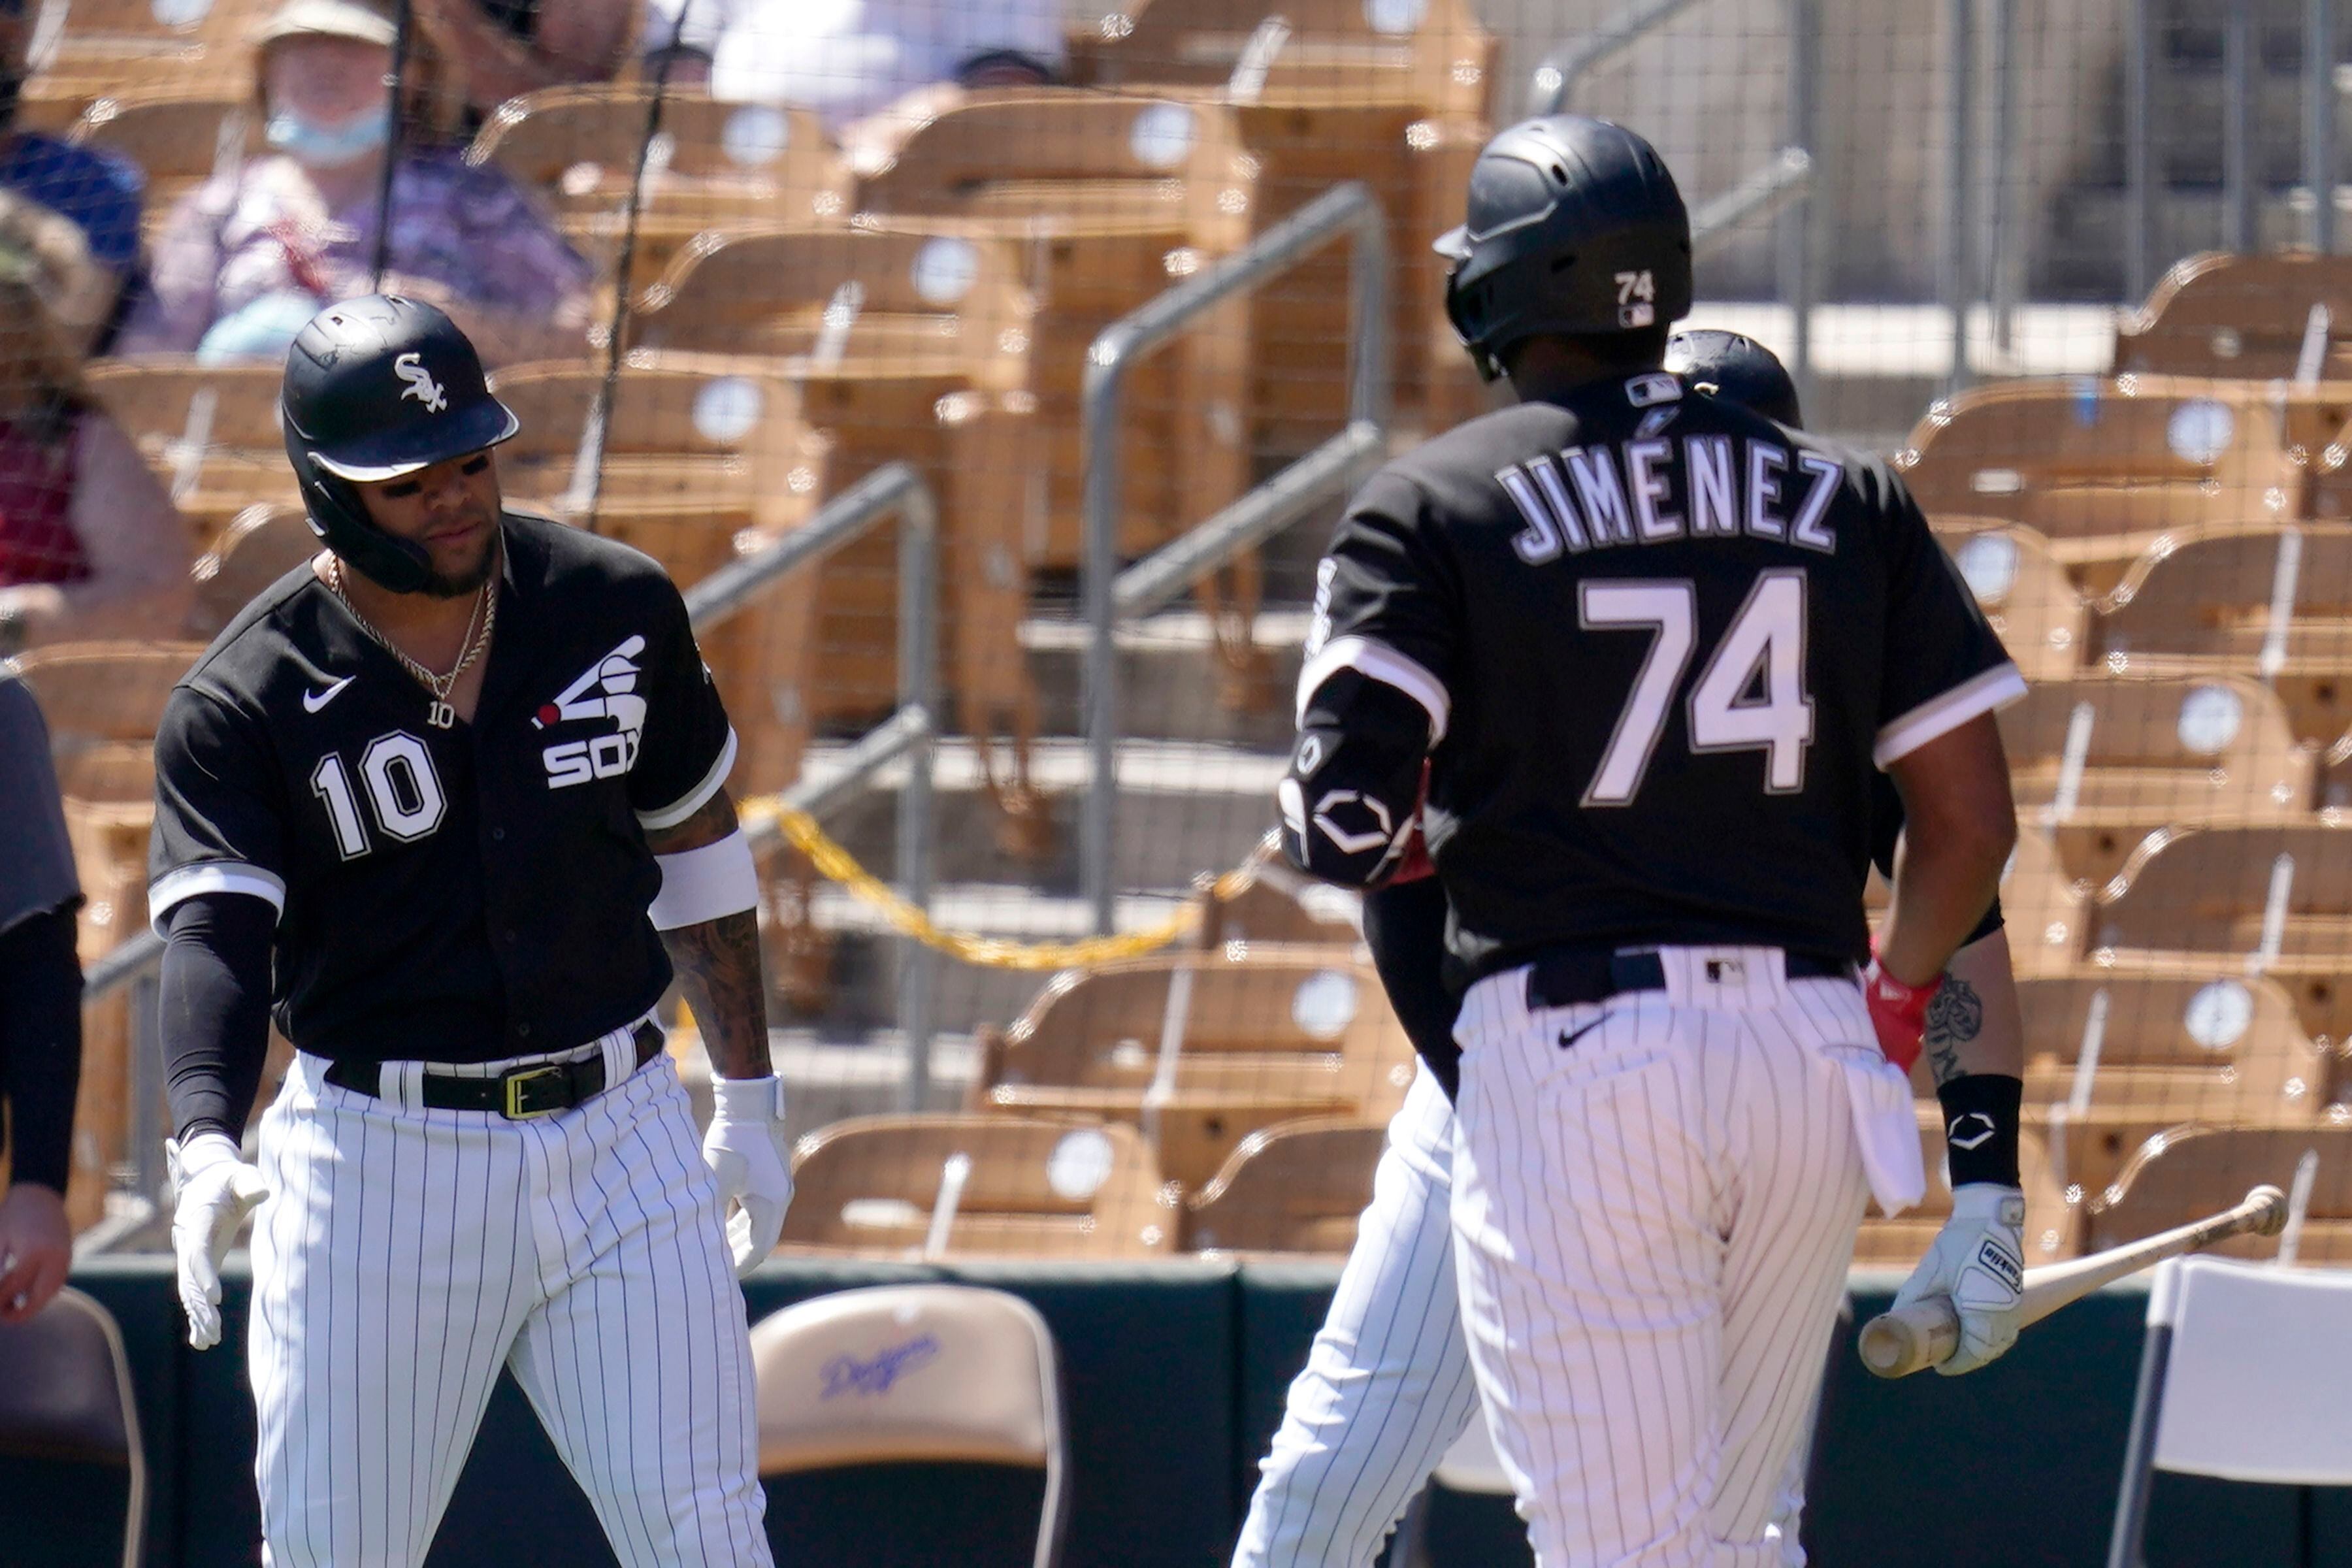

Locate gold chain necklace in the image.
[327,557,497,729]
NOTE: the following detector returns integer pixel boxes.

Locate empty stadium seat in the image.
[1190,864,1362,949]
[69,90,255,226]
[466,89,846,287]
[2086,1124,2352,1262]
[1997,674,2313,881]
[1183,1117,1383,1254]
[1854,1111,2071,1266]
[2014,973,2329,1126]
[1935,522,2085,681]
[189,502,315,634]
[86,359,290,549]
[780,1114,1178,1258]
[2114,252,2352,381]
[974,949,1412,1187]
[22,0,262,123]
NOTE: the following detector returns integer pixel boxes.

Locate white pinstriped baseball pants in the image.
[248,1036,772,1568]
[1232,1067,1483,1567]
[1450,947,1873,1568]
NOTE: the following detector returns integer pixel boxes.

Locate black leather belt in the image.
[1525,949,1855,1011]
[325,1021,663,1119]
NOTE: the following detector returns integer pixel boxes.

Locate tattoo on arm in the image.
[648,789,772,1080]
[1923,976,1983,1088]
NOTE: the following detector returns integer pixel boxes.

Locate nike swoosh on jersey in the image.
[1558,1017,1608,1051]
[303,676,355,713]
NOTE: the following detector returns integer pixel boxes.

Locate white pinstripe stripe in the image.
[246,1050,770,1568]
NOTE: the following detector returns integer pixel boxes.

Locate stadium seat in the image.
[779,1114,1179,1258]
[68,90,255,228]
[1896,376,2340,547]
[1854,1111,2071,1266]
[2085,1124,2352,1262]
[1190,864,1362,949]
[1996,674,2313,881]
[188,501,314,634]
[86,357,286,459]
[1182,1116,1383,1254]
[466,89,846,287]
[22,0,262,124]
[1075,0,1499,444]
[2113,252,2352,381]
[1935,522,2085,681]
[0,1286,146,1568]
[749,1284,1070,1568]
[2013,973,2329,1126]
[973,949,1412,1187]
[849,92,1258,568]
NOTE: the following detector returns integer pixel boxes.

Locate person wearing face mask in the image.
[118,0,591,368]
[0,0,145,343]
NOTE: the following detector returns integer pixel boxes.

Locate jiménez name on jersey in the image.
[1490,374,1843,561]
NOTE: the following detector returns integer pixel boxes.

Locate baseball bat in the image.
[1857,1183,2289,1379]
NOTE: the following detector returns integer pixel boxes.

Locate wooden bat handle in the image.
[1858,1298,1960,1379]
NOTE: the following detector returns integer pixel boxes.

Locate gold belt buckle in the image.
[502,1063,568,1119]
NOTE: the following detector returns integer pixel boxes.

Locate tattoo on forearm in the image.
[1924,975,1983,1087]
[661,907,771,1079]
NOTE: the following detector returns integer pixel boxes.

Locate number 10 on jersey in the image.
[1579,570,1814,806]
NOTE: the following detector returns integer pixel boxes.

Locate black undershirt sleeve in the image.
[1362,875,1462,1100]
[0,903,82,1192]
[159,892,276,1144]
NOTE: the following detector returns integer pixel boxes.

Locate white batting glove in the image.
[167,1133,269,1351]
[1893,1183,2026,1376]
[703,1076,793,1278]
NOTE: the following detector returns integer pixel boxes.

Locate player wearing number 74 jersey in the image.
[1279,115,2024,1565]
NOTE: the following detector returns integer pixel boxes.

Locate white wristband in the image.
[647,830,759,931]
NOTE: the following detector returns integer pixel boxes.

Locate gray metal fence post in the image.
[2225,2,2257,253]
[2311,0,2338,252]
[1948,0,1976,391]
[1079,340,1130,938]
[1782,0,1819,413]
[1989,0,2019,353]
[894,482,939,1109]
[2127,0,2155,301]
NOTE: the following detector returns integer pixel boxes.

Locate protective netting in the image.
[9,0,2349,1271]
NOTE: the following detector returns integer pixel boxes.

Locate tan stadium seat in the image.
[86,357,286,457]
[0,1286,146,1567]
[780,1114,1178,1258]
[1183,1117,1384,1255]
[1934,523,2085,681]
[973,949,1413,1187]
[1854,1112,2071,1267]
[2087,823,2352,1043]
[1190,862,1363,951]
[1895,376,2340,548]
[12,640,201,1229]
[849,92,1257,569]
[2113,252,2352,381]
[1997,675,2314,882]
[466,89,847,287]
[1077,0,1499,444]
[749,1284,1070,1567]
[2085,1124,2352,1263]
[2014,973,2329,1127]
[69,90,256,229]
[189,502,316,634]
[22,0,262,123]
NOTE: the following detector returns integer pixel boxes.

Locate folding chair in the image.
[0,1286,146,1568]
[750,1283,1069,1568]
[2107,1256,2352,1567]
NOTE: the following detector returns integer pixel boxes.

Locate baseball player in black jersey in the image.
[148,295,788,1567]
[1277,117,2027,1565]
[1235,332,2031,1566]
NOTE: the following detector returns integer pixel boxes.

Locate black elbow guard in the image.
[1278,674,1429,887]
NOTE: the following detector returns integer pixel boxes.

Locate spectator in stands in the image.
[411,0,638,118]
[0,670,82,1323]
[0,0,145,340]
[118,0,592,368]
[641,0,1066,133]
[0,191,189,657]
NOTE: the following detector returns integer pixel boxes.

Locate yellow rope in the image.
[738,798,1264,971]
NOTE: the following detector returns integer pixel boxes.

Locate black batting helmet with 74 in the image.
[1435,114,1692,383]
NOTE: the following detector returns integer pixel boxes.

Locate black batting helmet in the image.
[1435,115,1691,382]
[280,294,519,593]
[1665,329,1803,429]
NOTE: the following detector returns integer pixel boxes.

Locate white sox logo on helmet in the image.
[394,352,448,413]
[536,634,649,788]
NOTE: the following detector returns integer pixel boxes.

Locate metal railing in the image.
[1524,0,1820,407]
[82,463,943,1210]
[1079,180,1391,934]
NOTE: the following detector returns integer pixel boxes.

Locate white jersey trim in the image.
[148,861,287,932]
[635,726,738,830]
[1874,662,2027,768]
[1297,635,1451,743]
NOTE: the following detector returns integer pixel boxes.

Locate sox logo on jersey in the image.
[535,634,648,788]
